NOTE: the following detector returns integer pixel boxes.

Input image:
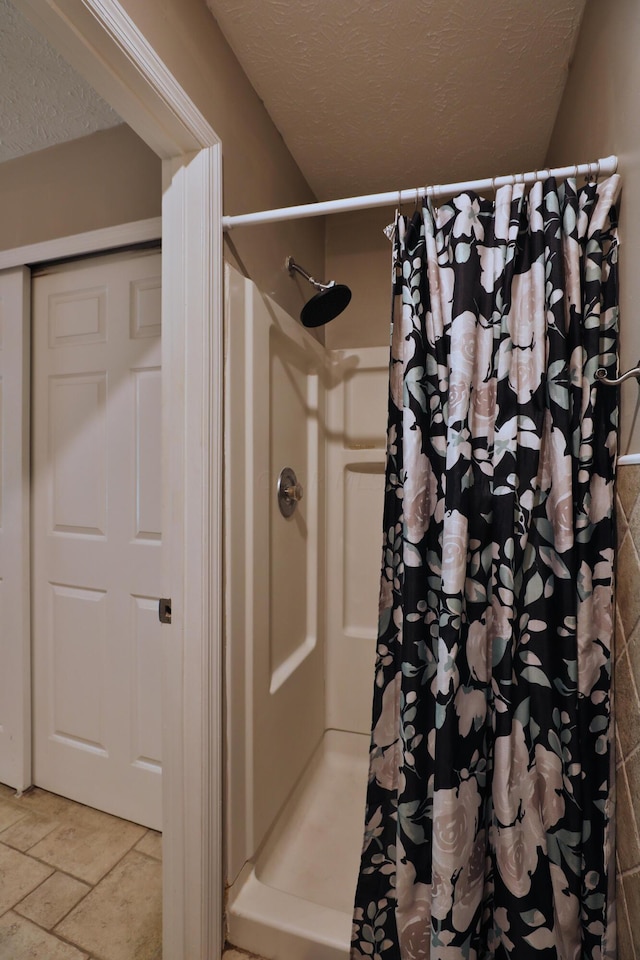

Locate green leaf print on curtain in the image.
[351,175,621,960]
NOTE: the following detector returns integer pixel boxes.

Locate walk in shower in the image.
[224,263,387,958]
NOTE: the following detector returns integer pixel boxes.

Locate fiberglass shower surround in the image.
[224,155,621,960]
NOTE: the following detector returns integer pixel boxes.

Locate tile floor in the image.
[0,782,161,960]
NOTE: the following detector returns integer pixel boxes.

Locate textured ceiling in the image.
[205,0,587,200]
[0,0,121,164]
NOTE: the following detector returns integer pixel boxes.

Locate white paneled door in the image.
[32,250,163,830]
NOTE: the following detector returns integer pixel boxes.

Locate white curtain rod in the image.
[222,155,618,230]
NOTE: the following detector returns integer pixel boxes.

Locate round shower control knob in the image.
[284,481,303,502]
[277,467,304,517]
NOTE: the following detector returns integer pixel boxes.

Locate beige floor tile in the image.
[135,830,162,860]
[0,812,58,852]
[0,842,54,914]
[55,850,161,960]
[11,788,88,822]
[15,871,90,929]
[29,808,146,884]
[0,797,26,832]
[0,912,88,960]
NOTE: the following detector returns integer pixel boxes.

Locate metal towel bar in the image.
[595,363,640,387]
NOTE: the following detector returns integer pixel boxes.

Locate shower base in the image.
[227,729,370,960]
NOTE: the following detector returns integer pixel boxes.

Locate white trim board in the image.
[9,2,224,958]
[0,267,31,795]
[0,218,162,271]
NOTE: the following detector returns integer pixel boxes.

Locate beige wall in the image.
[1,0,324,322]
[327,0,640,373]
[324,206,395,350]
[118,0,324,323]
[0,124,160,251]
[546,0,640,456]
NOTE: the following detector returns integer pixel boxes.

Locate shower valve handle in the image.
[277,467,304,517]
[284,481,303,503]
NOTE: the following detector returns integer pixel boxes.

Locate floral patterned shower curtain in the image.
[352,174,622,960]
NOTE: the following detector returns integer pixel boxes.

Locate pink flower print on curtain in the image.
[351,173,621,960]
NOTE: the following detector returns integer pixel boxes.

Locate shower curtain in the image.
[352,174,621,960]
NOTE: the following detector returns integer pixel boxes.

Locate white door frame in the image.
[10,2,224,958]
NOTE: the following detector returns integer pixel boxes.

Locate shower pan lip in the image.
[227,729,369,960]
[229,869,350,955]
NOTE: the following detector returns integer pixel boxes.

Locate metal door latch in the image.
[159,598,172,624]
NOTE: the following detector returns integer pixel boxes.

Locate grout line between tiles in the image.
[619,530,640,638]
[49,834,161,958]
[0,820,60,854]
[22,817,147,886]
[0,789,162,959]
[624,739,640,766]
[617,866,638,960]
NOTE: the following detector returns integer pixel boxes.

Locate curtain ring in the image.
[595,160,601,181]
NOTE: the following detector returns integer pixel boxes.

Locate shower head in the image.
[300,284,352,328]
[286,256,351,327]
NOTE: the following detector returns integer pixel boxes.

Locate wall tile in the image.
[624,748,640,821]
[619,494,630,551]
[615,650,640,759]
[617,465,640,947]
[617,871,636,960]
[616,764,640,872]
[617,465,640,521]
[629,495,640,553]
[617,533,640,637]
[629,625,640,709]
[623,869,640,958]
[616,606,627,662]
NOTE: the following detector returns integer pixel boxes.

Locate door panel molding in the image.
[32,251,163,829]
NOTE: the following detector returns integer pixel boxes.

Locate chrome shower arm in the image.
[286,256,335,292]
